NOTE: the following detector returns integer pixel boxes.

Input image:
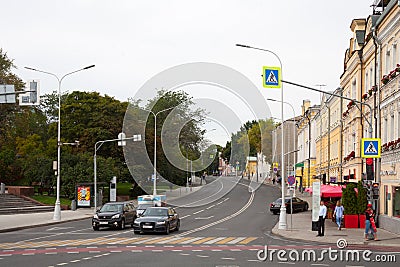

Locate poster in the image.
[77,186,91,207]
[312,182,321,222]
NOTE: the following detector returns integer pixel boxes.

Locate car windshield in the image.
[100,204,123,213]
[142,208,168,217]
[275,198,291,204]
[137,204,153,210]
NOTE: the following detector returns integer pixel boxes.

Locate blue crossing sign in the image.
[263,66,281,88]
[361,138,381,158]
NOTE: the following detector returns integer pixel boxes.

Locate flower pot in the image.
[359,214,366,228]
[344,214,359,228]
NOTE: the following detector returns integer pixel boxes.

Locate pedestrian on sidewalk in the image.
[365,203,378,241]
[333,200,344,230]
[317,200,327,237]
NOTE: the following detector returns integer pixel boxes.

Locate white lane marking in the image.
[195,216,214,220]
[179,179,224,207]
[131,250,143,252]
[156,237,183,244]
[67,251,79,254]
[70,260,81,263]
[221,257,235,260]
[226,237,246,244]
[197,255,209,258]
[203,237,226,244]
[45,252,58,255]
[57,263,68,266]
[172,250,183,252]
[152,250,163,252]
[311,264,330,266]
[179,253,190,256]
[178,189,255,237]
[89,251,101,253]
[82,257,93,260]
[192,249,203,252]
[22,253,35,256]
[229,249,241,251]
[193,209,204,215]
[206,205,215,209]
[212,249,222,252]
[180,215,191,219]
[179,237,204,244]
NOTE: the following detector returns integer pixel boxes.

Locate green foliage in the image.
[342,183,358,215]
[31,195,71,206]
[357,181,368,214]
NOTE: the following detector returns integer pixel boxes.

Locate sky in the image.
[2,0,374,145]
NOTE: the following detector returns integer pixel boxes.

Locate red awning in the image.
[305,184,343,198]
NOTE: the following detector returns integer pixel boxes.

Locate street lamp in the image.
[137,106,175,195]
[236,43,286,230]
[94,134,141,213]
[25,65,95,221]
[266,99,296,182]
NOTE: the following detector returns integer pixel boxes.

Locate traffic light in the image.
[29,81,38,104]
[366,182,373,201]
[19,80,40,106]
[372,182,380,200]
[366,158,374,180]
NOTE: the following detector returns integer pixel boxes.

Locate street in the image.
[0,178,398,267]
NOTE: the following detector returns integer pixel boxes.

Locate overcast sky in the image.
[2,0,373,145]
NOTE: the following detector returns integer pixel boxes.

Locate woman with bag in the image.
[333,200,344,230]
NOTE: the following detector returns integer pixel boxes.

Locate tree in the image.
[343,183,358,215]
[357,181,368,214]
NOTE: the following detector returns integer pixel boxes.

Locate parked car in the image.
[136,203,153,217]
[269,197,308,214]
[92,201,136,230]
[132,207,180,235]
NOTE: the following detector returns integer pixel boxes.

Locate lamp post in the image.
[137,106,175,196]
[267,99,296,182]
[25,65,95,221]
[94,134,141,213]
[236,43,286,230]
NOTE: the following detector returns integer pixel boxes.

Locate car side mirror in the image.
[96,209,100,213]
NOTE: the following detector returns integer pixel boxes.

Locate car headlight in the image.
[112,214,121,219]
[93,214,99,219]
[133,220,139,225]
[156,221,166,225]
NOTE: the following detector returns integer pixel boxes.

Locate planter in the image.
[344,214,359,228]
[327,210,333,219]
[359,214,366,228]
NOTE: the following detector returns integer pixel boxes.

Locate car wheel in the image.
[93,226,99,231]
[134,230,141,235]
[175,220,180,232]
[272,211,278,215]
[165,223,170,235]
[120,219,125,230]
[304,204,308,211]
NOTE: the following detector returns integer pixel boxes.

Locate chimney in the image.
[302,100,311,116]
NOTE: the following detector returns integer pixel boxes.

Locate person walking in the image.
[317,200,327,237]
[333,200,344,230]
[365,203,378,241]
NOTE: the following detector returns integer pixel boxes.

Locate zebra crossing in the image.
[0,236,258,249]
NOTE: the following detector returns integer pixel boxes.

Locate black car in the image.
[136,203,153,217]
[270,197,308,214]
[92,202,136,230]
[133,207,180,234]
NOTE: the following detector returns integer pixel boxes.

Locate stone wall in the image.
[7,186,34,196]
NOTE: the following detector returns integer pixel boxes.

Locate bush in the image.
[342,183,357,215]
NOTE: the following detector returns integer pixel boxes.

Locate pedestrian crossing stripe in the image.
[361,138,381,158]
[263,66,281,89]
[0,236,259,249]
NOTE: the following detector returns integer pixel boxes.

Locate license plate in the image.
[99,222,108,225]
[142,225,153,228]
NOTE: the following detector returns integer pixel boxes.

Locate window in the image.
[352,133,356,153]
[391,115,395,141]
[365,72,369,94]
[398,112,400,139]
[393,43,397,70]
[384,118,388,143]
[386,48,391,74]
[370,68,373,88]
[352,80,357,99]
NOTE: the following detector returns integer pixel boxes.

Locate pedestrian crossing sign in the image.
[361,138,381,158]
[263,66,281,89]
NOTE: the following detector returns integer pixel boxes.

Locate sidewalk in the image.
[271,191,400,248]
[0,208,95,233]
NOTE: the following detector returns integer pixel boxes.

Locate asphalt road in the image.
[0,177,398,267]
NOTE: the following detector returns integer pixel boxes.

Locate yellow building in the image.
[296,100,319,188]
[340,18,366,183]
[315,91,343,184]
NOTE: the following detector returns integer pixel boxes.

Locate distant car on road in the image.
[269,197,308,214]
[133,207,180,235]
[92,202,136,230]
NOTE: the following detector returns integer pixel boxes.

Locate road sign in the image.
[263,66,281,88]
[361,138,381,158]
[0,85,16,104]
[288,176,295,186]
[273,162,278,173]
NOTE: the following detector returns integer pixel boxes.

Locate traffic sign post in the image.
[361,138,381,158]
[263,66,281,89]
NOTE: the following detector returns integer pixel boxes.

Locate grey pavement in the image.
[270,185,400,248]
